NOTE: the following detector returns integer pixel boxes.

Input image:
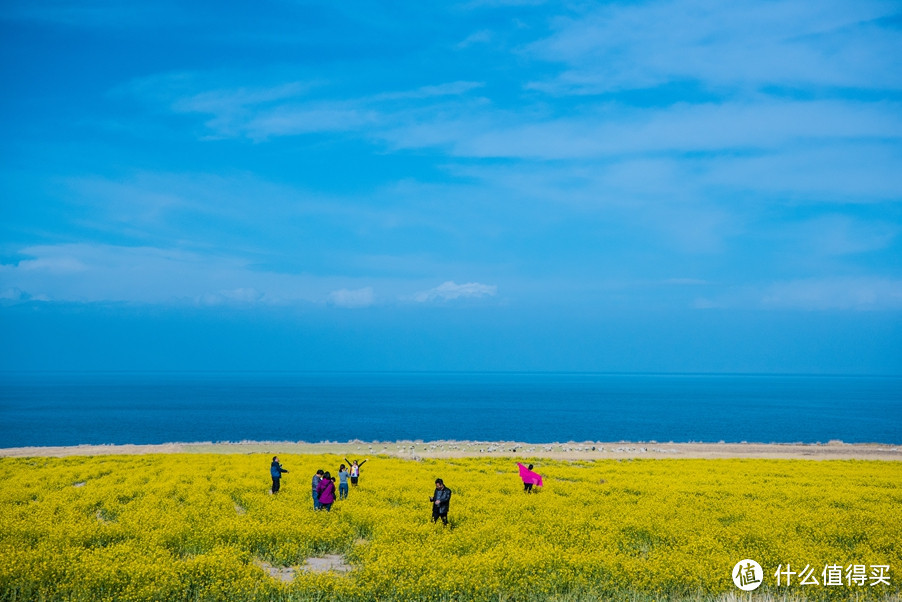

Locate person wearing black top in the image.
[430,478,452,526]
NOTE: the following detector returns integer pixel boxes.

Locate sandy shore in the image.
[1,440,900,460]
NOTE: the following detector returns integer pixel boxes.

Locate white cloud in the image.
[198,288,265,306]
[121,72,484,141]
[665,278,709,286]
[0,243,321,305]
[384,100,902,160]
[461,0,547,7]
[413,281,498,303]
[760,277,902,310]
[0,287,32,301]
[16,255,88,273]
[241,105,378,140]
[793,216,898,257]
[0,242,515,310]
[373,81,484,101]
[695,277,902,310]
[528,0,902,93]
[328,287,375,308]
[173,82,310,115]
[702,143,902,202]
[119,42,902,169]
[1,244,508,309]
[120,73,349,140]
[456,30,493,49]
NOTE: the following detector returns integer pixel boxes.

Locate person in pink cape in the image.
[517,462,543,493]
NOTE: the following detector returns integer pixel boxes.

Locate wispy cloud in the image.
[0,244,319,305]
[172,81,311,114]
[198,288,265,306]
[459,0,548,8]
[664,278,709,286]
[6,0,901,324]
[456,30,493,49]
[241,104,379,140]
[328,287,375,308]
[791,216,898,257]
[760,277,902,310]
[0,244,501,309]
[383,100,902,159]
[114,17,901,201]
[694,277,902,311]
[120,73,485,141]
[372,81,485,101]
[59,170,420,253]
[14,254,88,273]
[527,0,902,93]
[413,281,498,303]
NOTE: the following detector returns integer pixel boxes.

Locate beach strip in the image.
[1,440,900,460]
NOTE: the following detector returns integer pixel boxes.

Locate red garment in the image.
[517,462,543,486]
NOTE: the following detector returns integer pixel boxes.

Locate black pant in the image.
[432,506,448,525]
[272,478,280,493]
[524,483,533,493]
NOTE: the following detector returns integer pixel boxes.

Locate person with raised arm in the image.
[344,458,368,487]
[517,462,543,493]
[270,456,288,494]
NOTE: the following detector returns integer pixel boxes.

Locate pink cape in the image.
[517,462,543,487]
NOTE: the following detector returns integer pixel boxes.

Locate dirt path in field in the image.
[255,555,352,583]
[1,440,900,460]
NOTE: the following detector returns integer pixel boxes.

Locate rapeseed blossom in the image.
[0,454,898,600]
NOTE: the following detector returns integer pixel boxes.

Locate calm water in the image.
[0,372,899,447]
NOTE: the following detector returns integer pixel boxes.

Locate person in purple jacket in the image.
[317,471,336,511]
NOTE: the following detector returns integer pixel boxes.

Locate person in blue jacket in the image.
[270,456,289,494]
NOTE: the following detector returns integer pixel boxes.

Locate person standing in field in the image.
[429,478,452,526]
[311,469,324,510]
[317,471,336,511]
[517,462,543,493]
[270,456,288,494]
[337,464,350,500]
[344,458,367,486]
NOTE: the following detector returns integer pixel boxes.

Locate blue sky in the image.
[1,0,901,373]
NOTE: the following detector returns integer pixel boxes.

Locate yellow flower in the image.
[0,454,899,600]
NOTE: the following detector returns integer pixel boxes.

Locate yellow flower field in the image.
[1,454,899,601]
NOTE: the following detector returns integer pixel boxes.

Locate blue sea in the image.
[0,372,900,447]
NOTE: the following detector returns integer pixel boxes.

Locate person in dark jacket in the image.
[270,456,288,494]
[312,469,324,509]
[429,478,452,526]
